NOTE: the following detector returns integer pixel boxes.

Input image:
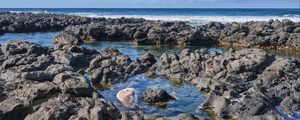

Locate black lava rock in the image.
[142,89,175,103]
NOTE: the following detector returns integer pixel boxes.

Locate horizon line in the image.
[0,7,299,9]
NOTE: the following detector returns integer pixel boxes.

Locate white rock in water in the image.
[116,88,136,108]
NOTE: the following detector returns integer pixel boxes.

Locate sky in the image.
[0,0,299,8]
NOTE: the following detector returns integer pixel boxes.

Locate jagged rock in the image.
[0,82,57,120]
[0,40,299,119]
[52,45,98,69]
[24,94,120,120]
[21,71,54,82]
[0,41,121,120]
[53,72,93,97]
[54,31,83,45]
[202,91,230,118]
[86,49,132,84]
[1,41,49,57]
[142,89,175,103]
[44,64,73,75]
[1,12,299,51]
[133,30,146,39]
[0,12,105,33]
[87,50,155,85]
[151,48,299,119]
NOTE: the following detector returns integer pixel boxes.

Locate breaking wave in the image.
[69,12,300,24]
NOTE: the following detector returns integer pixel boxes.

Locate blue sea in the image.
[1,8,299,24]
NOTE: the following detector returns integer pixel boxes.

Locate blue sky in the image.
[0,0,299,8]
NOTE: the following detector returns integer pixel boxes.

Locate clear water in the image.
[83,41,223,60]
[0,32,298,59]
[1,8,299,24]
[100,74,206,117]
[275,106,300,120]
[0,32,57,47]
[0,32,223,59]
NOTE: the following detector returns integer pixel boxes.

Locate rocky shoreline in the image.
[0,41,299,120]
[53,15,300,52]
[0,12,300,120]
[0,12,299,52]
[0,12,106,33]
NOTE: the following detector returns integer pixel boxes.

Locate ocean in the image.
[1,8,299,24]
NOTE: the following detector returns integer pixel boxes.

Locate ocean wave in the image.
[73,14,300,24]
[8,10,50,14]
[4,10,300,25]
[69,12,110,16]
[283,14,300,17]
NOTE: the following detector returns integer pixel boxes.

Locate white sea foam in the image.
[6,11,300,25]
[283,14,300,17]
[9,10,50,14]
[68,13,300,24]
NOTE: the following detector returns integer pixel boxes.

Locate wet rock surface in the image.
[151,48,300,119]
[0,40,299,119]
[142,89,175,104]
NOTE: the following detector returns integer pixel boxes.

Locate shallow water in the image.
[100,74,206,117]
[0,32,223,60]
[275,106,300,120]
[0,32,299,59]
[0,32,57,47]
[83,41,223,60]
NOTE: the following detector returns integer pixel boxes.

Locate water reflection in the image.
[83,41,223,60]
[100,74,206,117]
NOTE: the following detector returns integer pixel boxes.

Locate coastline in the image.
[0,12,300,120]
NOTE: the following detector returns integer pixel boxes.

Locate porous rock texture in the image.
[0,12,105,33]
[0,41,121,120]
[55,17,300,51]
[0,41,299,120]
[150,48,300,119]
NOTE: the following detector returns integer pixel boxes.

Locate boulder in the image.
[1,41,49,57]
[53,72,93,97]
[52,45,98,69]
[142,89,175,103]
[24,94,120,120]
[53,31,83,45]
[133,30,146,39]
